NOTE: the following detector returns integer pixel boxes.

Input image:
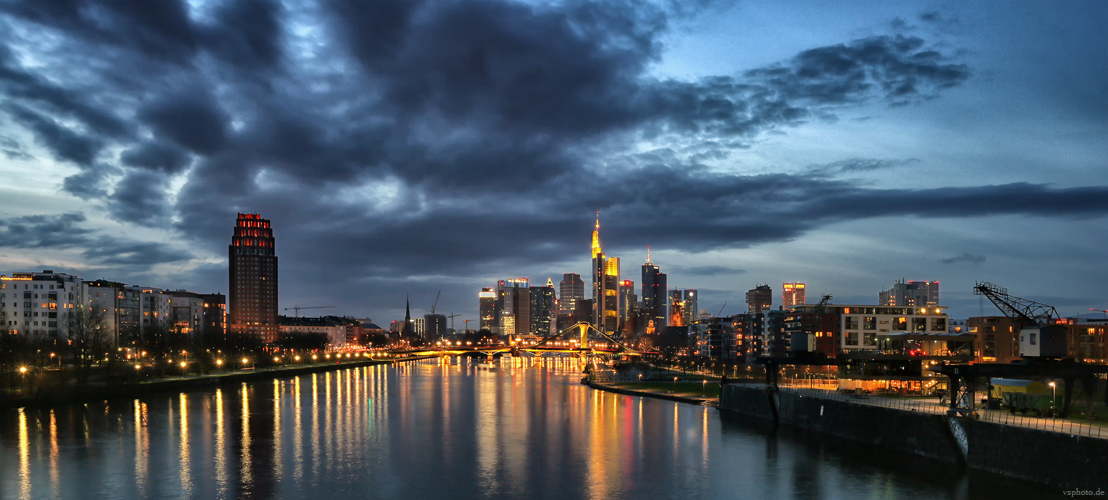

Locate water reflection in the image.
[0,356,1057,500]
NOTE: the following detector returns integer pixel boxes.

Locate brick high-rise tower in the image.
[229,213,278,343]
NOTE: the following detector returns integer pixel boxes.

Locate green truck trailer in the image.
[1002,391,1055,416]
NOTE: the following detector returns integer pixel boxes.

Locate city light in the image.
[19,366,27,374]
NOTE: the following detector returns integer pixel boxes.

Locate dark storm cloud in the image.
[744,34,969,107]
[138,89,231,155]
[1,0,198,63]
[0,212,92,248]
[4,0,1103,313]
[106,170,175,226]
[82,238,193,266]
[940,253,986,265]
[61,163,122,200]
[3,104,102,166]
[119,141,192,174]
[0,212,191,268]
[807,158,920,175]
[199,0,285,71]
[0,134,32,160]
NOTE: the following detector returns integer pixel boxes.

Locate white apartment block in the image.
[835,305,949,350]
[0,270,87,340]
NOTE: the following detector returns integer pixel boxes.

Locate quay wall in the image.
[720,384,1108,490]
[2,355,437,410]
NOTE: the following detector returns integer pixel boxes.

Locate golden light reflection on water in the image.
[48,410,58,498]
[702,406,709,466]
[272,379,283,482]
[312,373,321,479]
[293,376,303,483]
[133,399,148,495]
[18,408,30,500]
[179,393,192,495]
[240,384,252,489]
[215,388,227,497]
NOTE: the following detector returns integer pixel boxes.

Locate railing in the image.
[973,402,1108,439]
[730,383,1108,440]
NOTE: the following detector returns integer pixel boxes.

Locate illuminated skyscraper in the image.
[479,287,496,330]
[746,284,772,313]
[591,213,619,335]
[783,283,806,307]
[668,289,685,327]
[559,273,584,318]
[530,278,556,335]
[619,279,636,335]
[640,246,667,333]
[879,279,939,307]
[682,289,698,326]
[497,278,530,335]
[228,213,278,343]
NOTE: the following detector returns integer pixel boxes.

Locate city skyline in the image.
[0,1,1105,325]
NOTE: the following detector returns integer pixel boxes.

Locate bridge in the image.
[386,322,657,361]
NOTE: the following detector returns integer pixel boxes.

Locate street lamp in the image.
[673,376,678,393]
[1049,381,1057,418]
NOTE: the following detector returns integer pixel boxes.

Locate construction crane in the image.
[462,319,476,332]
[973,282,1058,326]
[431,290,441,314]
[284,305,335,318]
[446,313,461,331]
[793,294,832,352]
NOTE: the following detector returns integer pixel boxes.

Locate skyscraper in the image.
[879,279,939,307]
[479,287,496,330]
[497,278,530,335]
[746,284,772,313]
[619,279,636,335]
[228,213,278,343]
[668,289,685,327]
[591,213,619,335]
[682,289,698,326]
[640,246,667,333]
[783,283,806,307]
[530,278,556,335]
[559,273,584,319]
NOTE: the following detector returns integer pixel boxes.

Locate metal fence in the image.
[732,383,1108,440]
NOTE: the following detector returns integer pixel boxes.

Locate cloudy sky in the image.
[0,0,1104,325]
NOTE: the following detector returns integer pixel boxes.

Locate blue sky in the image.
[0,0,1104,324]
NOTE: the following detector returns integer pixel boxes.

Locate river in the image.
[0,356,1055,499]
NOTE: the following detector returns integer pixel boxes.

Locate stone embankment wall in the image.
[720,384,1108,490]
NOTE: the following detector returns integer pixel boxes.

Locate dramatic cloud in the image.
[0,1,1103,319]
[0,212,93,248]
[82,238,193,266]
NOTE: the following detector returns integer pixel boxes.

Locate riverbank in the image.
[584,378,719,406]
[0,354,439,410]
[720,383,1108,491]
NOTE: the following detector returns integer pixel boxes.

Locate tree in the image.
[63,305,108,383]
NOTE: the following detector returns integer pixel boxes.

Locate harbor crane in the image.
[285,305,335,318]
[973,281,1058,326]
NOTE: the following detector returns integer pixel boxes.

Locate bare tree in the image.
[63,305,108,383]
